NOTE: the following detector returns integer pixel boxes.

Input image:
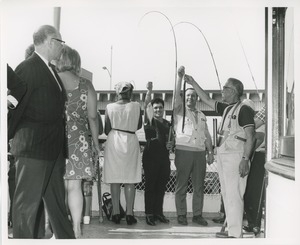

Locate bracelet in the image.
[242,156,249,160]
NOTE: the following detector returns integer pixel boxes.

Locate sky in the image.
[1,0,267,92]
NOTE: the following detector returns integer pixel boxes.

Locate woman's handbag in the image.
[102,192,125,220]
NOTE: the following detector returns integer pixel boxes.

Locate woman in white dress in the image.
[103,82,142,225]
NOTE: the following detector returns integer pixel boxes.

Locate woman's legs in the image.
[110,183,121,215]
[65,179,83,238]
[124,184,136,215]
[64,180,70,217]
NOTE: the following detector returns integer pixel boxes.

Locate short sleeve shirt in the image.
[144,118,170,147]
[215,101,255,129]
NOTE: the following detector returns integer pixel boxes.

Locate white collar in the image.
[34,51,62,91]
[34,51,49,67]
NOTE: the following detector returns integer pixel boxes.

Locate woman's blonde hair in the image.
[56,45,81,76]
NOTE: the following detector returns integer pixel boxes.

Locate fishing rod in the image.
[227,9,259,95]
[174,21,222,133]
[138,11,178,141]
[236,32,259,95]
[174,21,222,92]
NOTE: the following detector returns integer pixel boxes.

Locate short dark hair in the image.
[33,25,58,46]
[185,88,195,93]
[151,97,164,107]
[228,78,244,97]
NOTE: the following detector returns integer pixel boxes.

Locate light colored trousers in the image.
[216,151,249,238]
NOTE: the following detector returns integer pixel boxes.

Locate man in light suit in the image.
[9,25,75,239]
[184,75,255,238]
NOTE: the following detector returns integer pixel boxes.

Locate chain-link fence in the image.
[97,145,220,196]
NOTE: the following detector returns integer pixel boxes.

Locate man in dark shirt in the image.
[142,82,173,226]
[243,105,266,235]
[184,75,255,238]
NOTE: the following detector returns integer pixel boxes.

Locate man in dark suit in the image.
[7,64,27,110]
[7,64,27,229]
[8,25,75,239]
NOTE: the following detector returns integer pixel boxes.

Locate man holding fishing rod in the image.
[173,66,214,226]
[183,73,255,238]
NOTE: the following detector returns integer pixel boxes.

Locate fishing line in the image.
[174,21,222,92]
[138,11,178,141]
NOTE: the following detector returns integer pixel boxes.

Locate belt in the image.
[112,128,135,134]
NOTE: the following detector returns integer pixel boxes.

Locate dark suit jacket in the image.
[7,64,27,108]
[9,53,67,160]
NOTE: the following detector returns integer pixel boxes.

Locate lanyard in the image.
[219,101,241,132]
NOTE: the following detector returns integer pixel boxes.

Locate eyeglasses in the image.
[51,38,65,45]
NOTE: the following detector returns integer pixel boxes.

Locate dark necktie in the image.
[48,62,63,92]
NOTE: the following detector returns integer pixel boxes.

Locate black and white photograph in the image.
[1,0,299,244]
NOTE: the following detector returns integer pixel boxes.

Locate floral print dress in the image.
[64,79,94,180]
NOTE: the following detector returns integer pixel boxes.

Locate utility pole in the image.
[53,7,61,31]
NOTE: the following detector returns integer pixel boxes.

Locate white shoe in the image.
[83,216,90,224]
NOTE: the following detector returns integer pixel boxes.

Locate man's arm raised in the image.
[144,81,153,124]
[184,74,216,109]
[174,66,185,109]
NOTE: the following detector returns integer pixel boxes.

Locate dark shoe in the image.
[243,225,261,235]
[146,215,156,226]
[192,215,208,226]
[177,215,188,225]
[212,216,225,224]
[154,214,169,223]
[126,215,137,225]
[243,224,254,232]
[216,231,235,238]
[252,226,261,236]
[112,214,121,224]
[8,220,13,228]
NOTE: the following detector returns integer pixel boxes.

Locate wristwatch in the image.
[242,156,249,160]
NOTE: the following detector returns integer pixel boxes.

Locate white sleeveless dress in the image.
[103,101,142,183]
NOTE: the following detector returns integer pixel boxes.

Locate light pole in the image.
[102,45,113,90]
[102,66,112,90]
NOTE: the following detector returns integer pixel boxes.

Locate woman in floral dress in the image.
[56,45,102,238]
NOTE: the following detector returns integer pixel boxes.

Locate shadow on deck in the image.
[7,214,264,240]
[80,214,264,239]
